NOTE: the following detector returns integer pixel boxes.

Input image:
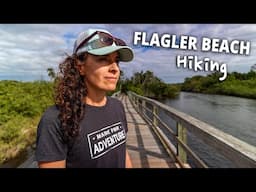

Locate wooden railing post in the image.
[132,94,136,109]
[177,122,187,164]
[142,100,146,116]
[153,105,158,128]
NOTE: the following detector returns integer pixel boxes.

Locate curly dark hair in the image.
[55,53,87,141]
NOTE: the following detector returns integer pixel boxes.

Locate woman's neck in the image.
[84,92,107,107]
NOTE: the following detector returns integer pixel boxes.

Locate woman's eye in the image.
[114,57,120,63]
[96,56,120,64]
[97,57,108,62]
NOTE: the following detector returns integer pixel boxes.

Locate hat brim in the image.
[87,46,134,62]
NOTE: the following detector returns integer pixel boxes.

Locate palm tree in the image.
[47,68,56,81]
[251,64,256,72]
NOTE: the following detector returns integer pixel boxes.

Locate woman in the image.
[35,28,133,168]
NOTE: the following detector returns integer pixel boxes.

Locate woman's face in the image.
[79,52,120,93]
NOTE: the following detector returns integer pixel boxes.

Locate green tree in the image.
[47,68,56,81]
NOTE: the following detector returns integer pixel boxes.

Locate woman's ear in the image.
[77,64,85,76]
[75,53,87,76]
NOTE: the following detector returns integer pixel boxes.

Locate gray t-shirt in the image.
[35,96,128,168]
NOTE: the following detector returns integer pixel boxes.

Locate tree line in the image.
[119,70,180,99]
[181,71,256,99]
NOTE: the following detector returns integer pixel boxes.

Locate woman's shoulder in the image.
[37,105,62,137]
[44,104,59,114]
[108,96,123,106]
[107,97,125,112]
[41,105,60,121]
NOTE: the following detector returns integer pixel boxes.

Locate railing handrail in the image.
[128,91,256,168]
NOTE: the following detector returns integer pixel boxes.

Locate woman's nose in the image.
[109,61,119,73]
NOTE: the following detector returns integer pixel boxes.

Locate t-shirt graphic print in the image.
[87,122,126,159]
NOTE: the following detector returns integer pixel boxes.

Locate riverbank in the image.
[0,143,36,168]
[0,116,39,166]
[181,71,256,100]
[18,151,38,168]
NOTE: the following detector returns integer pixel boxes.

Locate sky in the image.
[0,24,256,83]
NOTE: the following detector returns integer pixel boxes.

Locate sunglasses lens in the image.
[99,33,113,46]
[115,38,126,46]
[76,31,127,53]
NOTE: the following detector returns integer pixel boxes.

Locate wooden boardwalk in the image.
[118,94,177,168]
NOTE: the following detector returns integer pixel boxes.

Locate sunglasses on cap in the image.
[74,31,127,54]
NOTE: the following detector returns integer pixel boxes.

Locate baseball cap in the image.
[73,28,134,62]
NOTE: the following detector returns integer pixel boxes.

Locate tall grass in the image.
[0,80,54,164]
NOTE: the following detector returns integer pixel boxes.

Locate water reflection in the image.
[161,92,256,146]
[157,92,256,167]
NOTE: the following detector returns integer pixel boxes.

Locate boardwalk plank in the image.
[119,94,177,168]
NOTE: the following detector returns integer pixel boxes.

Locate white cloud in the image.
[0,24,255,83]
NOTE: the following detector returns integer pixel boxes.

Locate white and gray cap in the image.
[73,28,134,62]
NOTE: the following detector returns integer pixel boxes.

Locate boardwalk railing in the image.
[127,91,256,168]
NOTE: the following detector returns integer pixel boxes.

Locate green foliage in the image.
[121,70,180,99]
[128,85,144,95]
[181,71,256,99]
[0,80,54,164]
[0,115,24,143]
[0,81,54,125]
